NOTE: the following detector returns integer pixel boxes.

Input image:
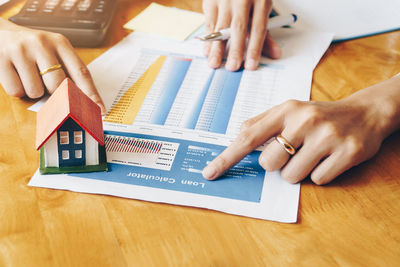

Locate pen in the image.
[197,14,297,41]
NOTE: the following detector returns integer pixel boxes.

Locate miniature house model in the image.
[36,78,107,174]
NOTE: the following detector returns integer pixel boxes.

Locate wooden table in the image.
[1,1,399,266]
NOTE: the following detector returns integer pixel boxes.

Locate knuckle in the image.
[282,99,301,111]
[240,119,253,131]
[205,22,215,32]
[303,105,321,120]
[211,42,224,55]
[321,122,341,141]
[213,156,229,173]
[345,137,364,161]
[53,33,70,45]
[75,66,92,79]
[30,32,51,51]
[9,43,26,57]
[33,31,48,44]
[237,0,250,6]
[378,100,398,128]
[228,50,243,61]
[299,105,322,127]
[236,130,257,148]
[252,25,267,37]
[246,48,261,59]
[231,18,247,33]
[202,0,214,11]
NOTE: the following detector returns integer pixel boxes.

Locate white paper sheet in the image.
[274,0,400,41]
[29,29,333,223]
[0,0,11,6]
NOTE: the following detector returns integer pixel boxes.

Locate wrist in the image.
[344,75,400,139]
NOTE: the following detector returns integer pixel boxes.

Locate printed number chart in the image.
[104,49,285,137]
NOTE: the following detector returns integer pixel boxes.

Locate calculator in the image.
[9,0,117,47]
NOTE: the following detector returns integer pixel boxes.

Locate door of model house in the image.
[57,118,86,167]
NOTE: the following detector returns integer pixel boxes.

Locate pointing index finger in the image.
[202,108,283,180]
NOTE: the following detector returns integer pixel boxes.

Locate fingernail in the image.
[202,165,217,180]
[272,46,282,59]
[245,59,258,70]
[209,57,219,68]
[97,102,106,115]
[259,155,272,171]
[226,60,239,71]
[258,155,267,169]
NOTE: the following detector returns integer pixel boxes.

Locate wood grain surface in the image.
[0,1,399,266]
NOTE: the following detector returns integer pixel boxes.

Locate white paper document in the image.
[274,0,400,41]
[0,0,10,6]
[29,29,333,223]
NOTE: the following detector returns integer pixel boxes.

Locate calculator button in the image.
[44,0,60,8]
[25,0,42,12]
[93,0,105,13]
[77,0,92,12]
[26,8,38,12]
[61,0,78,11]
[41,0,60,13]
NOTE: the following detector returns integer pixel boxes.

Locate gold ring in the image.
[275,134,296,155]
[40,64,63,76]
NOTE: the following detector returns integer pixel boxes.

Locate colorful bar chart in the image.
[149,58,192,125]
[194,68,243,133]
[104,50,277,136]
[104,55,166,125]
[183,70,215,129]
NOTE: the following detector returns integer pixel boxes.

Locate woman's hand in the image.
[202,76,400,185]
[202,0,282,71]
[0,18,105,113]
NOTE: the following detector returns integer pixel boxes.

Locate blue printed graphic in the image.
[194,68,243,134]
[150,58,191,125]
[71,131,265,203]
[184,69,215,129]
[208,68,243,134]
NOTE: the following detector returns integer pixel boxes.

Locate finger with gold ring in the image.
[275,134,296,155]
[40,64,63,76]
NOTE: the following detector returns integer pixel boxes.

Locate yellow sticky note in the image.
[123,3,204,41]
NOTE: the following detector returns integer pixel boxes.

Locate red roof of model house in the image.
[36,78,104,150]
